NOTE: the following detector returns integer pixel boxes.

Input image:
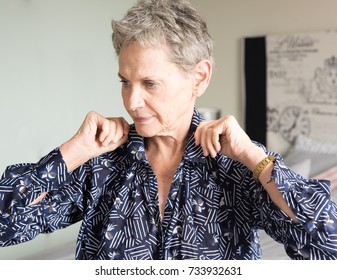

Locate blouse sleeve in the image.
[0,148,85,246]
[254,152,337,259]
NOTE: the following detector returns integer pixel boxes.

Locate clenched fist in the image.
[194,115,266,171]
[60,111,130,172]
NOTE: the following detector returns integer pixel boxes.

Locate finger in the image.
[200,126,211,157]
[99,120,117,147]
[110,118,128,144]
[117,129,129,145]
[98,120,109,144]
[102,121,117,146]
[211,125,222,153]
[194,127,201,146]
[104,122,129,151]
[112,120,125,144]
[194,121,210,146]
[202,122,224,158]
[104,118,130,146]
[88,112,110,144]
[205,127,218,158]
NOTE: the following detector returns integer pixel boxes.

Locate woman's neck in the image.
[145,135,187,159]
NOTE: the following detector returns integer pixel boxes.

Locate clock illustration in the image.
[278,106,310,143]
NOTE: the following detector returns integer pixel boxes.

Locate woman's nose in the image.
[124,86,145,111]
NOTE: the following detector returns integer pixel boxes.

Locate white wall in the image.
[191,0,337,126]
[1,0,337,259]
[0,0,136,259]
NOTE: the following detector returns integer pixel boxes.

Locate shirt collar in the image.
[125,107,206,164]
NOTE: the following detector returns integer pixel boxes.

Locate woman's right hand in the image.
[60,111,130,172]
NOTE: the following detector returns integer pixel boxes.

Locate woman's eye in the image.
[119,79,130,86]
[145,81,156,87]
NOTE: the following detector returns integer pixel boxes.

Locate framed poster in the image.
[245,31,337,155]
[267,30,337,154]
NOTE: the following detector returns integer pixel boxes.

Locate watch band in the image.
[252,155,276,183]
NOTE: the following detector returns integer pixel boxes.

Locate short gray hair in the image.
[111,0,214,72]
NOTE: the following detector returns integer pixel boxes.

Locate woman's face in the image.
[118,43,197,139]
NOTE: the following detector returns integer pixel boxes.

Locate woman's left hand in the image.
[194,115,266,170]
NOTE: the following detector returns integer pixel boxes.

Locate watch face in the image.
[278,106,310,143]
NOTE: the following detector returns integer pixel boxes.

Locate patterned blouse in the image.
[0,109,337,260]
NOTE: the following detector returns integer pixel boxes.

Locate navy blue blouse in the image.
[1,109,337,259]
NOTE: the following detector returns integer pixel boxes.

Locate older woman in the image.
[1,0,336,260]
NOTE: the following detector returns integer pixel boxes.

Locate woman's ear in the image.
[192,59,212,97]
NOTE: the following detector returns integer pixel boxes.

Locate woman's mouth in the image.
[134,116,152,123]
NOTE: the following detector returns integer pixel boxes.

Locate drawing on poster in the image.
[268,105,311,144]
[306,56,337,104]
[266,31,337,154]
